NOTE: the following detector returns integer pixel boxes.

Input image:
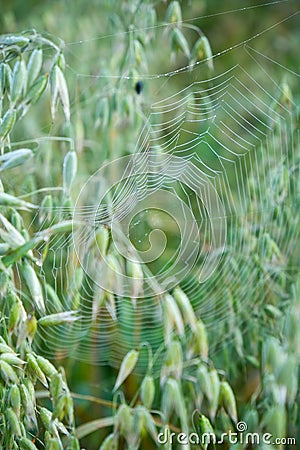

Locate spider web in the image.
[3,0,300,371]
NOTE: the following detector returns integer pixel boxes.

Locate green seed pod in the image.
[101,281,118,315]
[95,225,109,257]
[0,148,33,171]
[64,395,74,426]
[277,356,298,404]
[161,340,183,385]
[0,352,24,366]
[45,438,61,450]
[0,192,36,209]
[166,1,182,24]
[19,437,39,450]
[39,407,55,432]
[1,63,12,96]
[27,48,43,88]
[0,359,19,384]
[8,299,22,332]
[190,319,209,359]
[21,260,45,314]
[20,382,35,416]
[198,414,215,450]
[171,28,190,58]
[50,65,59,119]
[99,433,117,450]
[0,63,6,96]
[10,210,24,230]
[162,378,185,423]
[146,7,157,38]
[0,340,16,354]
[0,242,9,255]
[56,65,70,122]
[36,355,57,378]
[127,259,144,300]
[66,436,80,450]
[208,368,220,421]
[39,195,53,227]
[0,109,16,141]
[26,353,48,386]
[57,52,66,71]
[132,405,144,441]
[0,214,25,248]
[43,220,76,235]
[11,58,27,103]
[63,150,77,195]
[163,294,184,344]
[6,407,22,437]
[116,404,133,437]
[191,36,213,71]
[262,337,284,374]
[243,409,259,433]
[95,97,110,129]
[45,283,63,313]
[52,395,67,421]
[9,384,21,416]
[50,372,64,400]
[135,405,157,441]
[113,349,139,392]
[38,310,78,327]
[197,365,212,401]
[133,39,146,67]
[280,81,293,108]
[141,375,155,409]
[264,304,282,319]
[219,381,237,423]
[23,377,36,404]
[25,73,48,105]
[263,405,286,442]
[173,286,197,331]
[16,314,37,347]
[0,34,30,46]
[122,94,134,121]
